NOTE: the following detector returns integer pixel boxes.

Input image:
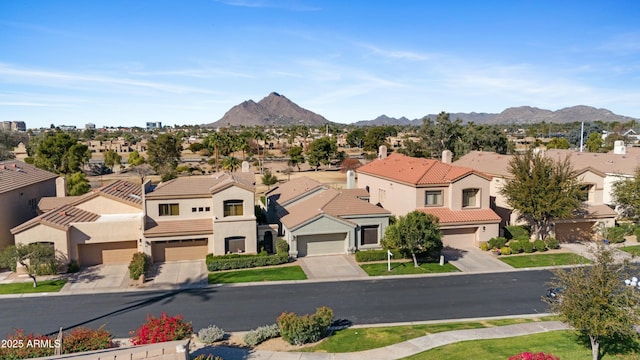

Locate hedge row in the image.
[355,249,404,262]
[207,253,289,271]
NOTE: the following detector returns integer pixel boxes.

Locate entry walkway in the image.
[196,321,569,360]
[297,255,368,280]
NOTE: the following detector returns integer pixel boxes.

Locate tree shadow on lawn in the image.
[572,331,640,360]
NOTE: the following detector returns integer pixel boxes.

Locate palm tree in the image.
[221,156,240,172]
[261,170,278,189]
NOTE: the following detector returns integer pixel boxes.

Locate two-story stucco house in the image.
[455,150,617,242]
[357,151,501,248]
[11,172,258,266]
[0,160,59,249]
[266,176,391,257]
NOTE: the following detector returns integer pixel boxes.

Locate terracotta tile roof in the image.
[339,188,370,198]
[144,218,214,237]
[266,176,325,205]
[38,196,81,213]
[0,160,58,194]
[416,207,501,225]
[92,180,143,206]
[146,172,255,198]
[574,204,618,219]
[358,153,491,185]
[281,188,390,229]
[454,151,514,178]
[544,149,640,176]
[11,204,100,234]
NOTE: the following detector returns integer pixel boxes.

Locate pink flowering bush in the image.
[129,312,192,345]
[509,352,560,360]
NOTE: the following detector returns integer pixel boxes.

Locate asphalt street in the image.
[0,270,553,338]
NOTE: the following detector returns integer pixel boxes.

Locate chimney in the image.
[56,177,67,197]
[378,145,388,159]
[441,150,452,164]
[346,170,356,189]
[614,140,626,155]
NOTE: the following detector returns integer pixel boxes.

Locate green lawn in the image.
[402,330,640,360]
[208,266,307,284]
[498,253,590,268]
[620,245,640,256]
[360,261,459,276]
[302,317,557,353]
[0,279,67,294]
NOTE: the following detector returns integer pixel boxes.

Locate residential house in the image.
[266,176,390,257]
[356,151,500,248]
[0,160,59,249]
[454,150,618,242]
[11,172,258,266]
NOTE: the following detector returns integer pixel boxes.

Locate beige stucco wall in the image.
[213,185,255,220]
[0,179,56,249]
[75,196,141,214]
[343,215,389,251]
[145,197,214,220]
[284,216,354,257]
[14,224,69,260]
[357,173,421,216]
[70,218,143,261]
[578,170,605,205]
[449,174,491,211]
[213,218,257,255]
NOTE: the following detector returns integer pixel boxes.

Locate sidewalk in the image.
[193,321,570,360]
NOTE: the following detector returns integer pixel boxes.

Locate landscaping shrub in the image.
[197,325,225,344]
[277,306,334,345]
[128,252,151,280]
[206,253,289,271]
[0,330,55,359]
[508,240,524,254]
[508,352,559,360]
[504,225,530,240]
[479,242,488,251]
[63,326,113,354]
[129,312,192,345]
[523,241,535,253]
[488,237,508,249]
[66,260,80,273]
[533,239,547,252]
[243,324,280,346]
[193,355,223,360]
[276,239,289,254]
[605,226,627,243]
[500,246,512,255]
[355,249,403,262]
[545,237,560,250]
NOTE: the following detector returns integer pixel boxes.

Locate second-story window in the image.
[159,203,179,216]
[425,190,442,206]
[223,200,244,217]
[462,189,479,208]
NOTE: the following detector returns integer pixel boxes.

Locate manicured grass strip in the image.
[0,279,67,294]
[620,245,640,256]
[498,253,590,268]
[402,330,615,360]
[302,318,552,353]
[360,261,459,276]
[208,266,307,284]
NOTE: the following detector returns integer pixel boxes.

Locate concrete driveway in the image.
[62,263,130,292]
[297,255,368,280]
[149,260,207,289]
[442,246,513,272]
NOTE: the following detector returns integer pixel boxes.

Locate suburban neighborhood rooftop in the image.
[0,160,58,194]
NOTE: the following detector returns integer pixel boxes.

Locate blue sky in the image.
[1,0,639,128]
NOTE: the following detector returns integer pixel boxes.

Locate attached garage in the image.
[78,241,137,266]
[442,227,477,249]
[555,222,595,243]
[151,238,208,262]
[297,233,347,257]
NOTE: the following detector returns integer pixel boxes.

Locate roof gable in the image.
[11,204,100,234]
[0,160,58,194]
[146,172,255,198]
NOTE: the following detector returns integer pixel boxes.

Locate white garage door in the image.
[442,228,477,249]
[297,233,346,257]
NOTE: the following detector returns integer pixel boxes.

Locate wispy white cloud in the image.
[214,0,320,11]
[358,43,431,61]
[129,68,253,79]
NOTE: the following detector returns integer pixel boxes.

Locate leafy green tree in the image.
[346,128,366,148]
[461,123,511,156]
[363,126,396,152]
[419,112,463,159]
[261,170,278,189]
[546,137,570,149]
[612,168,640,219]
[547,245,640,360]
[147,133,182,180]
[603,133,627,151]
[381,211,443,267]
[221,156,240,172]
[127,150,146,166]
[66,172,91,196]
[104,150,122,172]
[287,146,305,171]
[586,132,603,152]
[567,122,603,148]
[307,137,339,171]
[1,243,60,287]
[189,142,205,153]
[398,139,429,158]
[500,150,585,240]
[33,131,91,174]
